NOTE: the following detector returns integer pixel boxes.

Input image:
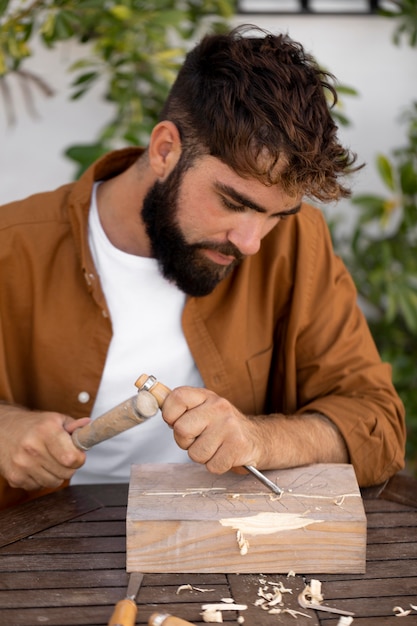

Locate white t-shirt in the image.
[71,183,204,484]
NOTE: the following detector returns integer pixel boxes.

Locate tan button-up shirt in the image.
[0,149,405,508]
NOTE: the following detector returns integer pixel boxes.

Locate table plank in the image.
[0,535,126,555]
[0,552,127,572]
[0,488,102,548]
[0,605,229,626]
[321,576,417,600]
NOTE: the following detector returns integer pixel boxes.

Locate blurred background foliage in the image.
[0,0,416,474]
[328,0,417,474]
[0,0,235,174]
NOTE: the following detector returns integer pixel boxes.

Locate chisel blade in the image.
[108,572,144,626]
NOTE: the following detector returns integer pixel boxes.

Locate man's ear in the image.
[148,121,182,180]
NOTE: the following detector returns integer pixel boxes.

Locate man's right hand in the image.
[0,405,89,491]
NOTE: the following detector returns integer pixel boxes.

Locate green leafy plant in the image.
[329,0,417,474]
[0,0,235,175]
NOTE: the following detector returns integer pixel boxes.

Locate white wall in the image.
[1,14,415,210]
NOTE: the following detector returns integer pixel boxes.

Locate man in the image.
[0,26,406,509]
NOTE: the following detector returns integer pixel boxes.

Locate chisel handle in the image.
[135,374,171,407]
[71,391,159,451]
[148,613,196,626]
[108,598,137,626]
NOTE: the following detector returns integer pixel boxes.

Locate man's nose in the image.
[227,218,263,257]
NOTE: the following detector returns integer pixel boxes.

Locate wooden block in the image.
[126,463,366,574]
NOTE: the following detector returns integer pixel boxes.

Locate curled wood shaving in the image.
[257,585,282,605]
[298,579,354,617]
[176,584,193,594]
[270,580,293,594]
[336,617,354,625]
[393,606,412,617]
[176,584,215,594]
[392,603,417,616]
[254,579,296,616]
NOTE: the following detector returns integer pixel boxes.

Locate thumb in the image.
[63,416,91,435]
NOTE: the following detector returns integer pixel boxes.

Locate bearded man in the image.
[0,26,405,509]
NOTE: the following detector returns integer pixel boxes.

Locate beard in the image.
[141,161,244,297]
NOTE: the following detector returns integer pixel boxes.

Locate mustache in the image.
[192,240,245,262]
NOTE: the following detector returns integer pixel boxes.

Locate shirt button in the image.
[78,391,90,404]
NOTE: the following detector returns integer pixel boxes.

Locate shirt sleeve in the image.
[288,209,406,487]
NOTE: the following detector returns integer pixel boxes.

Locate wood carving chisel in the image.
[108,572,143,626]
[135,374,284,497]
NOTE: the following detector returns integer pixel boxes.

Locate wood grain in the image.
[126,463,366,574]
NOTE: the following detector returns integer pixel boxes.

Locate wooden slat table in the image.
[0,474,416,625]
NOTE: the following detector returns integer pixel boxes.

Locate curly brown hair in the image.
[159,25,362,202]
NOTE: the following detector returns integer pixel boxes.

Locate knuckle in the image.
[60,449,83,469]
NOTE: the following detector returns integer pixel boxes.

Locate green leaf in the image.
[109,5,133,21]
[71,71,98,87]
[53,12,77,40]
[351,194,388,221]
[400,160,417,194]
[385,287,398,323]
[376,154,396,191]
[331,111,351,127]
[334,85,359,97]
[397,288,417,334]
[0,0,10,18]
[64,143,109,177]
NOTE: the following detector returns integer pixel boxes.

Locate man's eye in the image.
[221,197,246,212]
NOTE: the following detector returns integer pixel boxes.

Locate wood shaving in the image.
[201,609,223,622]
[253,579,296,616]
[283,608,312,618]
[269,580,293,594]
[298,579,354,617]
[176,584,215,594]
[257,585,282,605]
[201,603,248,611]
[393,606,412,617]
[337,617,354,625]
[236,530,249,555]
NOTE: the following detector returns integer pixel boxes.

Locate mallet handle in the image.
[72,391,159,451]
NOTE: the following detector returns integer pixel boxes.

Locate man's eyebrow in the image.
[214,182,301,217]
